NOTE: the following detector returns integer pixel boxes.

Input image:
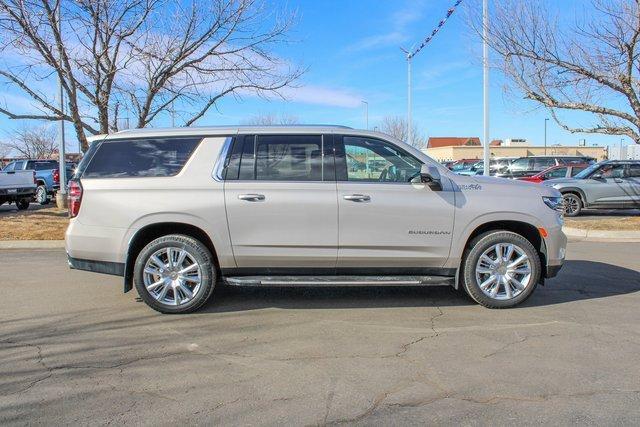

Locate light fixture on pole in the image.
[482,0,490,177]
[361,100,369,130]
[544,118,549,155]
[401,0,463,148]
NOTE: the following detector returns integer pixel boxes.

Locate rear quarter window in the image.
[82,137,201,178]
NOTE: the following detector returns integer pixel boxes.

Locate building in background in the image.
[609,144,640,160]
[424,136,607,161]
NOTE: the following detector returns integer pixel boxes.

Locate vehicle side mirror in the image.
[592,173,603,180]
[420,164,442,191]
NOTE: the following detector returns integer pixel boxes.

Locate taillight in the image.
[53,168,60,184]
[68,180,83,218]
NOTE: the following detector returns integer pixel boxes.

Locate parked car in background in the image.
[457,158,515,176]
[446,158,480,173]
[1,159,74,204]
[518,164,589,184]
[66,125,566,313]
[0,167,36,210]
[546,160,640,216]
[496,156,596,179]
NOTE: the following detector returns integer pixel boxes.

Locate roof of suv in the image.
[102,125,358,140]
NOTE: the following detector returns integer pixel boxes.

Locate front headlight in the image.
[542,196,564,214]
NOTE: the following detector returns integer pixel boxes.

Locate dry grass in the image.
[565,216,640,231]
[0,206,69,240]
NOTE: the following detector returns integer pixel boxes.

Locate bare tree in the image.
[0,0,303,151]
[3,125,58,158]
[472,0,640,143]
[241,113,299,125]
[379,115,427,148]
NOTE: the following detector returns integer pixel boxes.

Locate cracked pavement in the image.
[1,241,640,425]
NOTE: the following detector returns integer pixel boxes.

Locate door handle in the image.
[238,194,265,202]
[343,194,371,202]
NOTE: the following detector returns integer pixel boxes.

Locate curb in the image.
[0,240,65,249]
[563,226,640,243]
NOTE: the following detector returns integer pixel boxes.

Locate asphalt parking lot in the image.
[1,241,640,425]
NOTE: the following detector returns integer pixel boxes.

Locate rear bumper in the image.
[0,186,36,198]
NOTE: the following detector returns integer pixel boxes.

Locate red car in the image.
[519,163,589,183]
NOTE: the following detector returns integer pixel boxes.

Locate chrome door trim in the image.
[212,136,234,182]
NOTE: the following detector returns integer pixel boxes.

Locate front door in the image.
[334,135,455,272]
[583,163,630,206]
[624,163,640,207]
[224,134,338,269]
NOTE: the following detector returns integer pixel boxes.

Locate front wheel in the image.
[134,234,216,314]
[462,231,541,308]
[562,193,582,217]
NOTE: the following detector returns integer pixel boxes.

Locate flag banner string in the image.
[408,0,463,58]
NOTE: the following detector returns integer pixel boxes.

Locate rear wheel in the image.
[35,185,49,205]
[562,193,582,217]
[134,234,215,314]
[16,198,30,210]
[462,231,541,308]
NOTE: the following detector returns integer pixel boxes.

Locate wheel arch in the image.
[457,220,547,288]
[123,222,220,293]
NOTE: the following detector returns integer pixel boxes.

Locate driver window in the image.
[343,137,421,182]
[600,164,625,178]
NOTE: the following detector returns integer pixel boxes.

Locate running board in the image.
[224,275,455,287]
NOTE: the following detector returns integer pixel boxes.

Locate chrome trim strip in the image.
[212,136,234,182]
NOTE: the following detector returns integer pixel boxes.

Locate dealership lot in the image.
[1,241,639,425]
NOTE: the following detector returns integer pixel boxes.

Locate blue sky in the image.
[0,0,632,153]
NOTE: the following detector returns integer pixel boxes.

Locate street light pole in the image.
[56,1,67,207]
[544,118,549,155]
[361,100,369,130]
[482,0,490,176]
[407,53,412,145]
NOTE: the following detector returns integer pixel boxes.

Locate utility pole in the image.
[482,0,490,177]
[544,118,549,155]
[361,100,369,130]
[56,1,67,208]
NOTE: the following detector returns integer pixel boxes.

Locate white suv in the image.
[66,126,567,313]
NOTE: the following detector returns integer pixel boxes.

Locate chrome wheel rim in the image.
[475,243,532,300]
[563,195,579,215]
[36,187,46,203]
[143,247,202,306]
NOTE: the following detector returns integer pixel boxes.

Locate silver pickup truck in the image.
[0,168,36,210]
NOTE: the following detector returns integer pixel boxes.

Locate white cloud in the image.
[279,85,362,108]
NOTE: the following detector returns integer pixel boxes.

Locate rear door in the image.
[224,134,338,269]
[334,135,455,272]
[624,164,640,207]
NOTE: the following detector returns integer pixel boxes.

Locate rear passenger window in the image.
[82,137,201,178]
[254,135,322,181]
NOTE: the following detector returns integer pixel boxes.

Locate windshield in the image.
[573,163,600,179]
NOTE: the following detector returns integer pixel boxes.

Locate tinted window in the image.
[599,164,625,178]
[570,166,586,176]
[545,167,567,179]
[255,135,322,181]
[83,137,201,178]
[627,164,640,177]
[27,160,58,171]
[533,158,555,170]
[339,136,421,182]
[2,162,15,172]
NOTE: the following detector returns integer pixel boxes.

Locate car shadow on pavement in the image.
[196,260,640,313]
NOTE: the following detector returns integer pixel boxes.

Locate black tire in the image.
[16,198,30,210]
[562,193,582,217]
[134,234,216,314]
[35,185,49,205]
[461,230,541,309]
